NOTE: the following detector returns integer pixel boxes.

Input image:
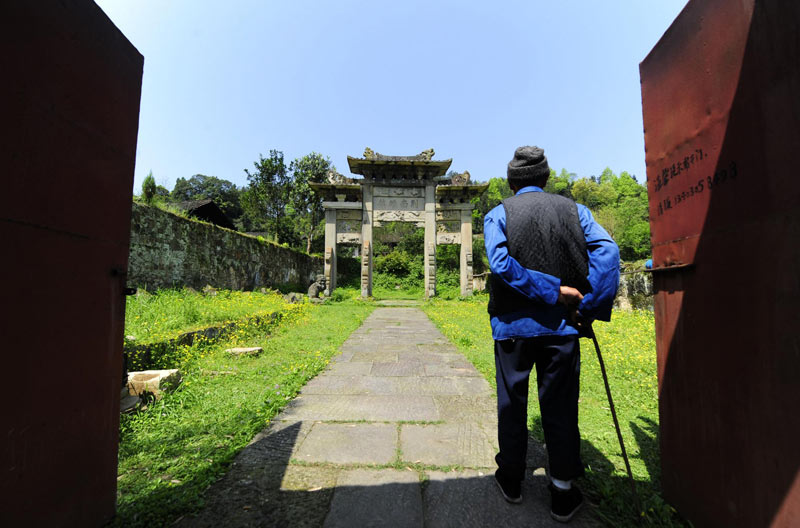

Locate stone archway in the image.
[312,149,487,299]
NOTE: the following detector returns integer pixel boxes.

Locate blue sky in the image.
[95,0,688,192]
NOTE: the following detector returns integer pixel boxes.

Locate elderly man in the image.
[485,146,619,522]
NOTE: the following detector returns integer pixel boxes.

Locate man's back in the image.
[488,191,591,317]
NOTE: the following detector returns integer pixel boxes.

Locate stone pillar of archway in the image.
[460,208,473,297]
[424,183,437,299]
[323,208,337,296]
[361,184,373,298]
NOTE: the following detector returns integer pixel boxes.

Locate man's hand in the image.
[557,286,584,307]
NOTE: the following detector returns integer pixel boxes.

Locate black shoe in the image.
[549,483,584,522]
[494,470,522,504]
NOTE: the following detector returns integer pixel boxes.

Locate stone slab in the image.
[371,360,424,377]
[238,420,314,465]
[401,423,496,468]
[324,361,373,376]
[279,395,440,422]
[398,351,465,365]
[375,300,422,306]
[324,469,423,528]
[300,375,492,396]
[295,423,397,465]
[377,344,412,353]
[416,343,461,354]
[330,349,356,362]
[434,396,497,425]
[425,364,483,377]
[178,464,339,528]
[350,350,398,362]
[225,346,263,357]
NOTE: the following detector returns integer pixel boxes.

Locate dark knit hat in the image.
[507,146,550,185]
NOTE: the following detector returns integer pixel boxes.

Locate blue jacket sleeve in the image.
[576,205,620,321]
[484,205,561,305]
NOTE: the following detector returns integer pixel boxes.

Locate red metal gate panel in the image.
[640,0,800,526]
[1,2,143,525]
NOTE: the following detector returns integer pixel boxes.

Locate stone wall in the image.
[128,203,322,291]
[613,270,654,311]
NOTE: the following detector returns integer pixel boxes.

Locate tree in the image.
[471,177,512,233]
[142,171,156,204]
[241,150,292,242]
[241,150,335,251]
[544,168,575,198]
[571,178,617,209]
[170,174,244,225]
[593,207,621,240]
[155,185,170,198]
[288,152,333,253]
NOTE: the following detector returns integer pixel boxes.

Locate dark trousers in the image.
[494,334,584,482]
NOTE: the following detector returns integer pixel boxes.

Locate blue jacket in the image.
[484,186,620,340]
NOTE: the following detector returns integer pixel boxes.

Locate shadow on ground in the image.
[168,421,602,528]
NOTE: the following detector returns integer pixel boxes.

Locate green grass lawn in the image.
[125,288,288,344]
[114,300,374,527]
[422,295,687,527]
[117,287,680,526]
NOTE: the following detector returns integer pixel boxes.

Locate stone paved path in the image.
[181,307,598,527]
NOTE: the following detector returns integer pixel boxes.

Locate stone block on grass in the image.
[226,346,263,358]
[127,369,182,399]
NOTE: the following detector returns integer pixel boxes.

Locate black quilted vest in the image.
[487,192,591,317]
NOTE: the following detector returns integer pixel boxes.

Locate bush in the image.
[375,250,417,276]
[142,171,156,204]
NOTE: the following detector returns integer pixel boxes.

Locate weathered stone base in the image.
[126,369,182,399]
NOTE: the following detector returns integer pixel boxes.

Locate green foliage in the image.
[287,152,332,253]
[125,288,287,344]
[155,184,170,198]
[544,168,576,198]
[435,242,459,270]
[241,150,292,240]
[375,250,416,276]
[336,255,362,288]
[242,150,333,252]
[571,178,618,209]
[142,171,157,204]
[422,300,687,527]
[372,223,424,292]
[471,177,512,233]
[125,311,288,372]
[171,174,245,229]
[561,168,650,260]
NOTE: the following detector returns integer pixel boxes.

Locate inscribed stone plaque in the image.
[436,210,460,221]
[374,186,424,198]
[337,233,361,244]
[437,233,461,245]
[374,196,424,211]
[374,210,424,223]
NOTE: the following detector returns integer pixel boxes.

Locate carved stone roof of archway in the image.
[348,147,452,181]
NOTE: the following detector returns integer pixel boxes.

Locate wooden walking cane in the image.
[582,319,643,522]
